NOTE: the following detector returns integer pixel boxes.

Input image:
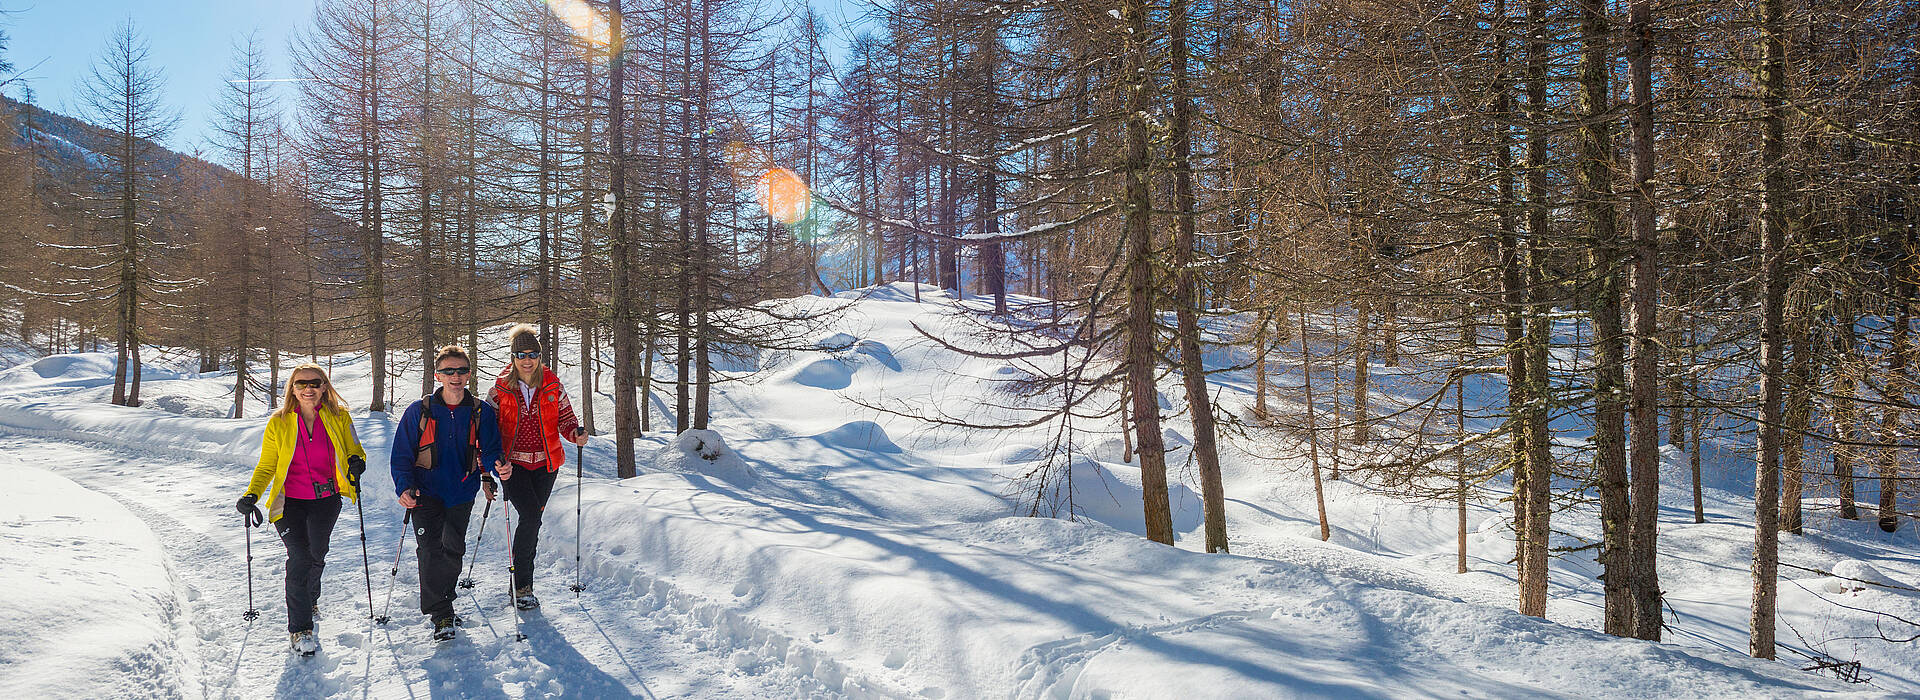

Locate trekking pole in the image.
[377,510,411,625]
[459,498,492,589]
[356,490,376,620]
[571,441,585,594]
[505,497,526,642]
[242,512,260,621]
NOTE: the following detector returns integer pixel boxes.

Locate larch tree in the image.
[78,21,179,407]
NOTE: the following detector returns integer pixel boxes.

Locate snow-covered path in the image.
[4,286,1914,698]
[0,433,817,699]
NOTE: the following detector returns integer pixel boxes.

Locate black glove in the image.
[347,455,367,487]
[235,494,264,528]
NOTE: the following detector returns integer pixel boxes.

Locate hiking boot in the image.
[290,630,319,656]
[432,618,457,642]
[514,587,540,610]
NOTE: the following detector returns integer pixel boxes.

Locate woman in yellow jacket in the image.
[234,363,367,656]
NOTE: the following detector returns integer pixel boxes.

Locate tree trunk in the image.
[1751,0,1787,658]
[366,18,388,414]
[1170,0,1226,553]
[1879,296,1910,533]
[1253,313,1271,420]
[1458,318,1473,574]
[1576,0,1630,636]
[1518,0,1552,620]
[608,0,640,478]
[1834,312,1858,520]
[1303,308,1330,542]
[1121,0,1173,546]
[1782,330,1812,534]
[1493,0,1531,609]
[1624,0,1664,641]
[1350,297,1371,444]
[691,1,714,431]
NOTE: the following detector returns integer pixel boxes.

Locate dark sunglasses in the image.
[512,350,541,360]
[293,378,326,389]
[436,366,472,376]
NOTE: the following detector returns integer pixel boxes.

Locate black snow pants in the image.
[410,495,474,625]
[503,465,557,591]
[275,494,342,634]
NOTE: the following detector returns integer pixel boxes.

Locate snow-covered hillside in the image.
[0,283,1912,697]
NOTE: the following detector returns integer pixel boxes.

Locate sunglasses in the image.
[436,366,472,376]
[512,351,541,360]
[293,378,325,389]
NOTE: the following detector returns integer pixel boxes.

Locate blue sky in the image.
[3,0,868,161]
[4,1,317,155]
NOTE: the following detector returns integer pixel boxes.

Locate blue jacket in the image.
[390,391,503,507]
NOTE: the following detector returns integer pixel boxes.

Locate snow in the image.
[0,465,201,698]
[653,429,759,486]
[0,285,1911,697]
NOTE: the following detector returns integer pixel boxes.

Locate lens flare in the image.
[757,167,811,227]
[542,0,612,48]
[723,141,814,230]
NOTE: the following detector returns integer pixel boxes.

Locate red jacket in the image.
[487,366,581,473]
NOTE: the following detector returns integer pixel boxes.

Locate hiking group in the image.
[233,325,589,655]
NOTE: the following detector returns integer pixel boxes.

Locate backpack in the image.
[414,392,482,475]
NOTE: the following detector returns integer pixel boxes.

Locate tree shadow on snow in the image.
[684,475,1363,695]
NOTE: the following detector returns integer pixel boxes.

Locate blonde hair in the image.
[508,324,544,384]
[275,363,347,418]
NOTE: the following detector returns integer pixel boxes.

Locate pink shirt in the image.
[286,412,338,500]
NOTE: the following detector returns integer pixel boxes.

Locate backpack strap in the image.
[414,395,438,471]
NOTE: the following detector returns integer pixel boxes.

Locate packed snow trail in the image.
[0,432,823,699]
[4,286,1912,698]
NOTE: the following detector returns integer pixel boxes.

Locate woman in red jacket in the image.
[487,324,588,609]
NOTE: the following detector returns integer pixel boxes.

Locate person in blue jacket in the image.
[390,345,504,641]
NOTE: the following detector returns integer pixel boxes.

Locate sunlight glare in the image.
[757,167,812,227]
[542,0,612,48]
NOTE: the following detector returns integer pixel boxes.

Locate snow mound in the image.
[1289,523,1382,552]
[0,401,263,467]
[28,353,115,380]
[813,420,902,453]
[0,466,200,697]
[148,393,228,419]
[808,334,901,372]
[1080,428,1191,464]
[853,339,901,371]
[990,443,1050,464]
[814,332,859,350]
[833,281,943,303]
[0,352,183,392]
[789,357,854,390]
[1821,560,1906,594]
[1014,454,1204,537]
[653,429,757,485]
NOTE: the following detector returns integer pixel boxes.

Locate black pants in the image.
[275,494,342,634]
[411,495,473,624]
[504,466,557,590]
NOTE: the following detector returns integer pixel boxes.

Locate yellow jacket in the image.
[243,407,365,522]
